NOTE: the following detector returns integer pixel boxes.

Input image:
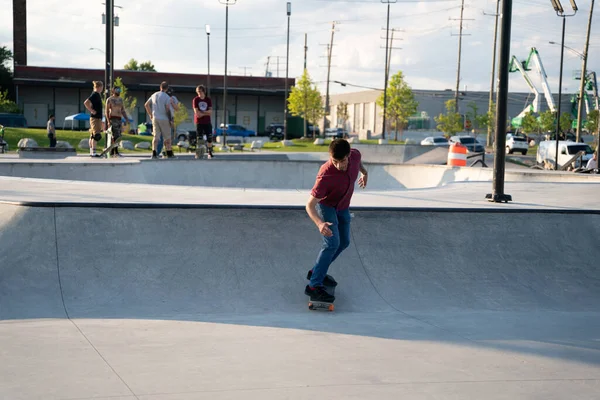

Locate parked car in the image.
[506,133,529,155]
[307,123,320,136]
[449,135,485,153]
[537,140,593,169]
[324,127,346,138]
[215,124,256,137]
[267,123,285,140]
[420,136,449,146]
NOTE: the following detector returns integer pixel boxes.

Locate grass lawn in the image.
[2,127,154,154]
[2,128,408,154]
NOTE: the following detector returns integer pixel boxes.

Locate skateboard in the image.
[99,129,121,158]
[194,135,208,159]
[307,272,336,312]
[308,284,336,312]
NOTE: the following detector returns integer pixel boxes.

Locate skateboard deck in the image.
[99,132,121,158]
[308,285,336,312]
[194,136,207,159]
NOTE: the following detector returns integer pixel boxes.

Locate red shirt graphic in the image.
[193,96,212,124]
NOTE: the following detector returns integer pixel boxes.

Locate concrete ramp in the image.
[2,204,599,320]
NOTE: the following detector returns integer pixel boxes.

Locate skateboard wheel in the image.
[328,304,334,311]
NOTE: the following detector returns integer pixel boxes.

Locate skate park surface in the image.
[1,153,600,399]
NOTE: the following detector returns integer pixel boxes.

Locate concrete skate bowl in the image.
[2,203,600,322]
[2,158,600,190]
[3,203,600,399]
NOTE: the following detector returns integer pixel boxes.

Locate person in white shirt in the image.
[586,151,598,170]
[145,81,176,159]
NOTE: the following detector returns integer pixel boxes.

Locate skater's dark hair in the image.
[48,114,54,119]
[329,138,351,160]
[160,81,169,91]
[196,85,206,95]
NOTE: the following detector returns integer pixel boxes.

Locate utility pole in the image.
[304,33,308,71]
[323,21,336,134]
[104,0,113,96]
[485,0,501,148]
[240,66,252,76]
[451,0,472,114]
[576,0,595,142]
[381,0,396,141]
[382,28,403,80]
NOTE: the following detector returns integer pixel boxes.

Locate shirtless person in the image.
[106,86,128,157]
[83,81,104,157]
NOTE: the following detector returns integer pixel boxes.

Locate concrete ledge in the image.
[18,147,77,159]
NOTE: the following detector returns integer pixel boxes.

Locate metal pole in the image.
[382,3,390,140]
[110,0,114,96]
[486,0,513,203]
[323,22,335,135]
[576,0,594,142]
[207,30,211,98]
[284,3,291,141]
[105,0,112,96]
[554,17,566,171]
[487,0,500,148]
[304,33,308,70]
[454,0,465,114]
[222,3,229,151]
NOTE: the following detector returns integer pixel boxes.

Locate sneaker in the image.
[151,150,158,159]
[306,269,338,287]
[304,285,335,303]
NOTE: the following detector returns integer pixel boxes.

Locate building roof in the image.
[13,66,294,95]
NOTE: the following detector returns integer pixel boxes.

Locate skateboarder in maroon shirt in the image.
[305,138,368,303]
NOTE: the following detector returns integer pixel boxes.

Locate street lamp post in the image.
[284,2,291,141]
[219,0,237,152]
[206,24,211,98]
[485,0,513,203]
[550,0,578,171]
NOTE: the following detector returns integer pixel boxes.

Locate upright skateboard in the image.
[99,129,121,158]
[194,134,208,159]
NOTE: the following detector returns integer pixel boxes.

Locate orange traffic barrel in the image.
[447,142,467,167]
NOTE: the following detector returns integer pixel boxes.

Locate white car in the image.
[421,137,449,146]
[506,134,529,155]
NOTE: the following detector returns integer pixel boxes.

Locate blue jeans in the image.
[310,204,351,288]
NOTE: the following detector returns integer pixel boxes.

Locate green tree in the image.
[173,102,189,130]
[337,102,349,131]
[0,46,14,100]
[435,99,463,138]
[113,77,137,117]
[559,112,574,135]
[376,71,418,141]
[521,111,540,135]
[539,110,556,133]
[124,58,156,72]
[288,69,324,139]
[585,110,599,135]
[0,90,19,113]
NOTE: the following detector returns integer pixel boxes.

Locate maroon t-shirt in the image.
[192,96,212,124]
[311,149,362,211]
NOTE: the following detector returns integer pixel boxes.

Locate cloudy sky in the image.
[1,0,599,95]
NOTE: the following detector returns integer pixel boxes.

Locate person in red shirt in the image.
[192,85,214,158]
[305,138,368,303]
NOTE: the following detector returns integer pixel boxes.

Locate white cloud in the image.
[0,0,598,96]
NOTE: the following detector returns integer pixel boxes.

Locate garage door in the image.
[237,111,257,133]
[23,103,49,128]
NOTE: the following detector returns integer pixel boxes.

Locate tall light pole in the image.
[206,24,211,98]
[102,2,122,97]
[485,0,513,203]
[219,0,236,152]
[381,0,397,141]
[284,2,291,141]
[575,0,594,143]
[550,0,578,171]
